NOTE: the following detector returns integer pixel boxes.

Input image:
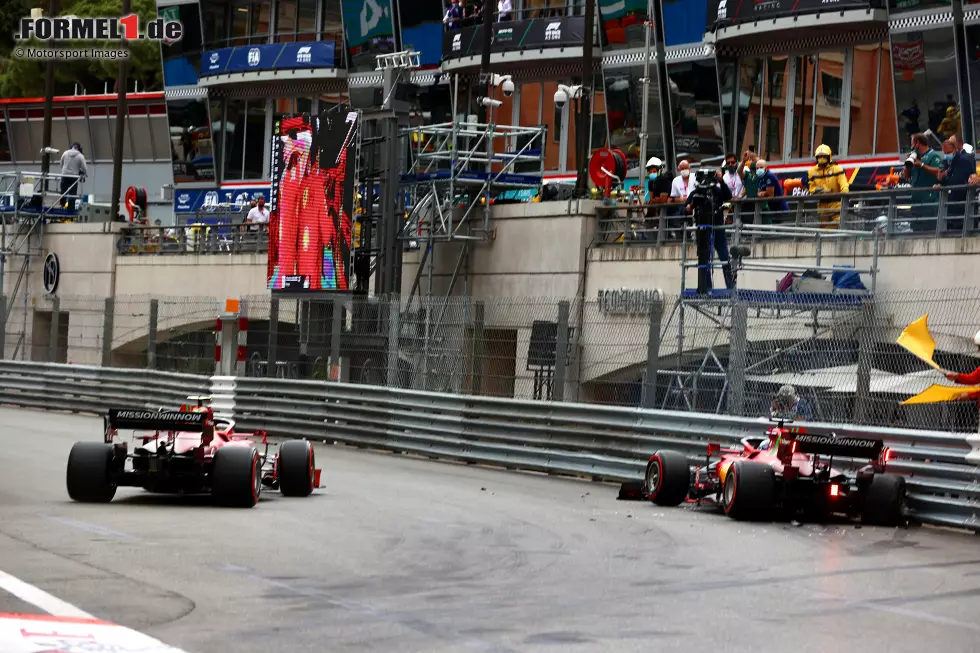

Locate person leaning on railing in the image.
[901,133,942,232]
[938,134,976,231]
[807,144,849,229]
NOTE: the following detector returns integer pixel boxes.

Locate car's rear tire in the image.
[723,460,775,521]
[66,442,117,503]
[860,473,906,526]
[212,446,261,508]
[645,450,690,506]
[278,440,315,497]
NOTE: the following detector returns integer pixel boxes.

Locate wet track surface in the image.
[1,406,980,652]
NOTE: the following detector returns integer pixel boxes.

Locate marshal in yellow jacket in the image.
[806,144,850,228]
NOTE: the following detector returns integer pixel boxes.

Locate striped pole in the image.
[236,316,248,377]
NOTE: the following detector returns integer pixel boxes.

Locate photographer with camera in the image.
[686,166,734,295]
[901,133,942,232]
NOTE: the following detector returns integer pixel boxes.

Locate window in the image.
[0,118,13,162]
[232,1,271,46]
[277,0,297,42]
[167,99,217,184]
[209,100,225,180]
[297,0,317,40]
[893,28,961,146]
[729,56,789,163]
[223,99,247,180]
[202,1,230,49]
[159,3,204,87]
[889,0,950,12]
[667,60,725,164]
[597,0,649,49]
[849,43,898,156]
[602,65,666,171]
[243,102,267,180]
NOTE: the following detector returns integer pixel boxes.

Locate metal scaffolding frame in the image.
[0,170,75,358]
[659,221,881,417]
[394,76,548,390]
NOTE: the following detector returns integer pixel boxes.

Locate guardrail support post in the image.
[102,297,113,366]
[641,295,664,408]
[386,295,400,388]
[147,298,158,370]
[471,301,485,395]
[727,303,748,416]
[853,304,873,424]
[48,296,60,363]
[553,301,570,402]
[0,294,6,360]
[215,312,238,377]
[267,297,279,378]
[330,296,342,382]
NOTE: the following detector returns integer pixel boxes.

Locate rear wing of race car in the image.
[105,408,212,441]
[793,432,883,459]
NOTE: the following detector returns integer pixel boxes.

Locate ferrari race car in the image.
[66,397,321,507]
[621,415,906,525]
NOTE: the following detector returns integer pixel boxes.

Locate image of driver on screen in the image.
[269,111,355,291]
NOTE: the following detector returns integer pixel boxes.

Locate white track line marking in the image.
[0,568,95,619]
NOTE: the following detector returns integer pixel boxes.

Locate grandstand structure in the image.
[658,220,881,419]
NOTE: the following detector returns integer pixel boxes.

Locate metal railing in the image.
[596,183,980,246]
[0,359,976,533]
[116,223,269,255]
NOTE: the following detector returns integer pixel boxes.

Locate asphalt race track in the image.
[2,407,980,653]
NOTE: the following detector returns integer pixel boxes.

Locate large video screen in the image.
[267,109,358,291]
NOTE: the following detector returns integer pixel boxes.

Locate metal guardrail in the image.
[116,223,269,255]
[596,183,980,246]
[0,360,976,532]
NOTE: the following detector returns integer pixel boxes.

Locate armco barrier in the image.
[0,361,977,532]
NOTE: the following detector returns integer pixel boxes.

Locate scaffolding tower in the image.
[393,76,548,390]
[658,220,881,417]
[0,170,76,359]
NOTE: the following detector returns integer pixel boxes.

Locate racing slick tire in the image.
[860,473,906,527]
[66,442,117,503]
[212,446,262,508]
[723,460,775,521]
[644,450,690,506]
[278,440,316,497]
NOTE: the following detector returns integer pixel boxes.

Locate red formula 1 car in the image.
[621,415,906,525]
[66,397,321,507]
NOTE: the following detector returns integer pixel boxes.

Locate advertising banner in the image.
[200,42,337,76]
[342,0,395,47]
[707,0,874,27]
[442,16,586,59]
[173,187,270,214]
[268,110,358,292]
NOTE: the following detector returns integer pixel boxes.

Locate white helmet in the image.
[646,156,663,170]
[973,329,980,346]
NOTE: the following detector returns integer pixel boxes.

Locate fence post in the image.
[147,298,158,369]
[48,296,61,363]
[853,304,873,424]
[330,296,342,382]
[727,303,748,416]
[553,300,570,402]
[0,294,6,360]
[102,297,114,366]
[386,295,400,388]
[267,296,279,378]
[471,301,485,396]
[641,294,664,409]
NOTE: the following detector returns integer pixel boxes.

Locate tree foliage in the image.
[0,0,163,98]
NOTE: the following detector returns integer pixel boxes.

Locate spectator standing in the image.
[644,156,674,236]
[755,159,790,222]
[59,142,87,208]
[246,196,270,226]
[721,152,745,200]
[497,0,512,21]
[468,0,484,25]
[901,132,942,232]
[670,159,697,204]
[443,0,462,28]
[807,144,849,229]
[940,134,975,231]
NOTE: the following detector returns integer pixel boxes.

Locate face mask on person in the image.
[680,169,690,178]
[727,163,737,173]
[757,166,767,175]
[648,171,658,180]
[944,153,954,162]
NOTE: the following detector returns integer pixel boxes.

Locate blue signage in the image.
[201,42,336,76]
[173,187,271,214]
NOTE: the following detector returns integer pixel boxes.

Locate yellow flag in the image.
[900,383,980,405]
[896,314,942,370]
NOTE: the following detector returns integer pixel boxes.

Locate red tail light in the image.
[791,440,797,454]
[883,448,892,463]
[707,443,720,454]
[830,484,839,498]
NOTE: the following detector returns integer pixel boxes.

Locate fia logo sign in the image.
[247,47,261,67]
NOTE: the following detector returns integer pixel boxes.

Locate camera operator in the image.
[686,166,734,295]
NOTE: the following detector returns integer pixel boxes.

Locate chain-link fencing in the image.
[2,288,979,431]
